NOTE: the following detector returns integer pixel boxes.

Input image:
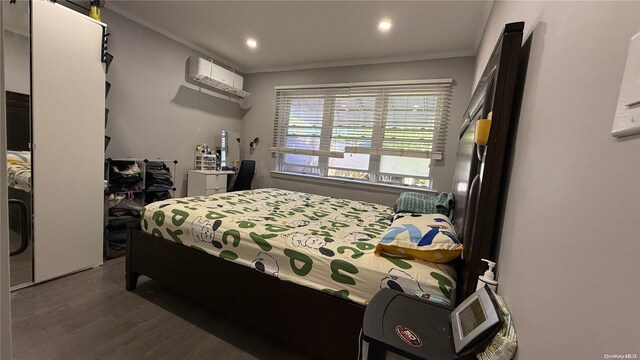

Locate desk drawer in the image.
[205,174,227,190]
[205,188,226,195]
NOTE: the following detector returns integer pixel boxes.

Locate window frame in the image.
[273,79,452,190]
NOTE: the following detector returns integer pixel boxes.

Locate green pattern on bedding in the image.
[7,162,31,192]
[142,188,456,306]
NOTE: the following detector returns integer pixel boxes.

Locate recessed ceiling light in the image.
[246,38,258,49]
[378,20,392,32]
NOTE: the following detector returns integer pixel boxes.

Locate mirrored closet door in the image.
[4,0,105,288]
[3,0,33,287]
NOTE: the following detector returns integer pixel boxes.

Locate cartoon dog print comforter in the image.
[142,188,456,306]
[7,161,31,192]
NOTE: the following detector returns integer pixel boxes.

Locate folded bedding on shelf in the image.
[141,188,457,306]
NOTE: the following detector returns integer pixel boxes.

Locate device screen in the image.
[459,298,486,337]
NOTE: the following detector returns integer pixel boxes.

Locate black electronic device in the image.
[361,286,503,360]
[450,285,502,354]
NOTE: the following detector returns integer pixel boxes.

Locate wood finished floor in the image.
[11,257,310,360]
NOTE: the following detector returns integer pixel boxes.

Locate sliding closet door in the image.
[32,0,104,281]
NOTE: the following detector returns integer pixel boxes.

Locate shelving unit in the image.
[106,158,177,193]
[104,157,177,259]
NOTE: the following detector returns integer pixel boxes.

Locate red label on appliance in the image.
[395,325,423,347]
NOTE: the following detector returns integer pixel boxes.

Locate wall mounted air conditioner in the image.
[188,56,251,98]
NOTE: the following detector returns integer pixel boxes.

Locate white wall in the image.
[475,2,640,358]
[102,9,242,196]
[241,57,475,205]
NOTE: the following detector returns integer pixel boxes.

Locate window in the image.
[272,80,452,189]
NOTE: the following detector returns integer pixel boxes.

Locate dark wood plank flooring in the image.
[11,257,310,360]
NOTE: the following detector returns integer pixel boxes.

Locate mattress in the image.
[142,188,456,306]
[7,151,31,193]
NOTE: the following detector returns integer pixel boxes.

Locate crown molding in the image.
[245,50,476,74]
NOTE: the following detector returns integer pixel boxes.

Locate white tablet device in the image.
[450,285,502,354]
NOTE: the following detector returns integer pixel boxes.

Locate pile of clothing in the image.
[105,160,175,254]
[106,161,144,252]
[105,191,144,248]
[109,161,143,192]
[145,161,173,191]
[145,190,172,203]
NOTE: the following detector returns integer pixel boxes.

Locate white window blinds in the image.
[272,79,453,188]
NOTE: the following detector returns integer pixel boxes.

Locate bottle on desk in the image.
[476,259,498,292]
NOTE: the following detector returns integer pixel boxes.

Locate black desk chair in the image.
[231,160,256,191]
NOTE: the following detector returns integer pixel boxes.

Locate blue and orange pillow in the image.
[375,213,462,263]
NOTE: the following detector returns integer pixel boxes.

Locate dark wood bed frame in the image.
[126,23,526,360]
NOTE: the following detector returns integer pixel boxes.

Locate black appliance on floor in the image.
[361,287,503,360]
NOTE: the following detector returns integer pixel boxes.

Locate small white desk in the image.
[187,170,235,196]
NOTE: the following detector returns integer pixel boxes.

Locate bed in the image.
[126,22,527,360]
[141,188,457,307]
[5,92,32,259]
[7,150,31,193]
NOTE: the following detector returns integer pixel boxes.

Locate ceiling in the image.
[107,1,494,73]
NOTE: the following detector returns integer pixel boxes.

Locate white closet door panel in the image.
[32,0,105,282]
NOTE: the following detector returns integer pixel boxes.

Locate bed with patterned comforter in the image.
[7,151,31,193]
[141,188,456,306]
